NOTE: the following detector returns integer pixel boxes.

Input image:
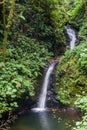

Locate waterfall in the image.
[38,62,55,109]
[66,25,77,50]
[32,62,56,112]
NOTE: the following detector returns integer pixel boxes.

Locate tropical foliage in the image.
[0,0,87,130]
[55,42,87,105]
[0,0,53,119]
[55,1,87,130]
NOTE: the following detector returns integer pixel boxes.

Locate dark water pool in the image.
[10,110,80,130]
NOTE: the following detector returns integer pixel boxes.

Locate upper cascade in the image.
[66,25,77,50]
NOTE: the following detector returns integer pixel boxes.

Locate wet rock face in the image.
[46,90,60,108]
[46,65,62,109]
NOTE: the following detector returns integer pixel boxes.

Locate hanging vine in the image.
[2,0,15,63]
[83,0,87,20]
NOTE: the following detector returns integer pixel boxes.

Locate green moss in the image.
[55,43,87,106]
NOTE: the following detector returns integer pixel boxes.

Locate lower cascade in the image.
[66,24,77,50]
[32,62,56,112]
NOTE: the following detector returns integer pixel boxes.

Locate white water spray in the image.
[66,25,77,50]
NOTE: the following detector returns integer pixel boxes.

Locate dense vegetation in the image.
[0,0,55,119]
[0,0,87,130]
[0,0,66,122]
[56,1,87,130]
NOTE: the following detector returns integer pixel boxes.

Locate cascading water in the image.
[38,62,55,109]
[32,62,56,112]
[66,25,77,50]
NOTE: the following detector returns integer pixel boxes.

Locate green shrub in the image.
[55,42,87,105]
[0,35,52,118]
[73,95,87,130]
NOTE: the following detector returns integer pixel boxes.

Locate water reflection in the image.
[11,111,80,130]
[38,112,51,130]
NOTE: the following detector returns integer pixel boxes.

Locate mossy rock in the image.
[55,42,87,106]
